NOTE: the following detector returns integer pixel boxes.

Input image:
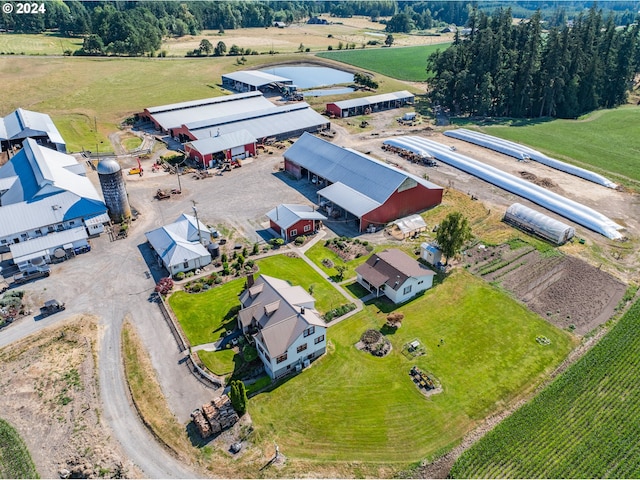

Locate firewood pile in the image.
[192,394,239,439]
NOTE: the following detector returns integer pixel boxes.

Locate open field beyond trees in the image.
[249,270,574,466]
[474,107,640,186]
[451,297,640,478]
[317,43,450,81]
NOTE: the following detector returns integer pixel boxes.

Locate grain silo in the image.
[97,158,131,222]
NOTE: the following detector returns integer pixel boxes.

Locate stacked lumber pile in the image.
[192,394,239,438]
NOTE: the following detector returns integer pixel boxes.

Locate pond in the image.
[259,65,354,90]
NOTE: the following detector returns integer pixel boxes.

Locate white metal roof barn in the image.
[387,136,624,240]
[504,203,575,245]
[0,108,66,152]
[142,92,272,132]
[222,70,293,92]
[444,128,617,188]
[186,103,330,143]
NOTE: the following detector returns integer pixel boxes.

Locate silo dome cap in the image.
[97,158,121,174]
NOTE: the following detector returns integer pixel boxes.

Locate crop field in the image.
[316,43,450,81]
[0,418,38,478]
[451,297,640,478]
[479,107,640,185]
[250,270,574,465]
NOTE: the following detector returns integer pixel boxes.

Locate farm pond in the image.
[259,65,355,96]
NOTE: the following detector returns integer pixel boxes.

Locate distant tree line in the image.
[427,7,640,119]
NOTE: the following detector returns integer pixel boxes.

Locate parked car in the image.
[40,299,66,317]
[13,265,50,284]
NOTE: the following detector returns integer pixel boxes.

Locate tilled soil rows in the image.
[464,245,627,334]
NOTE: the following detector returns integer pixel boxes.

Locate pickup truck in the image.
[13,265,50,284]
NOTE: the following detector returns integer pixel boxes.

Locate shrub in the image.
[252,243,260,255]
[155,277,174,295]
[294,235,306,246]
[322,258,334,268]
[214,276,222,284]
[191,283,202,293]
[270,237,285,247]
[175,272,185,280]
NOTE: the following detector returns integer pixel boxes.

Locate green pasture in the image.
[477,107,640,185]
[0,418,38,478]
[0,32,81,55]
[250,270,574,464]
[256,255,347,313]
[168,278,244,346]
[316,43,450,81]
[451,298,640,478]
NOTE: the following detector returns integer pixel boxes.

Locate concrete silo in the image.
[97,158,131,222]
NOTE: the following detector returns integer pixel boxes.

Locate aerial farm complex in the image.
[0,21,638,480]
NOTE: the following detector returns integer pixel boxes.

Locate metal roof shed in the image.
[0,108,66,152]
[10,227,88,265]
[222,71,293,92]
[327,91,414,118]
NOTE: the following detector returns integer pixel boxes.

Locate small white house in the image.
[238,275,326,379]
[145,214,212,275]
[356,249,435,304]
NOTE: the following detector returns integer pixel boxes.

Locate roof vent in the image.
[301,306,305,314]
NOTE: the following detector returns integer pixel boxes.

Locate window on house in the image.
[303,326,315,337]
[183,261,189,268]
[418,280,423,285]
[69,221,75,225]
[314,335,325,344]
[48,226,55,232]
[290,229,297,237]
[35,229,42,235]
[297,343,308,353]
[276,353,288,364]
[303,224,311,232]
[403,285,412,295]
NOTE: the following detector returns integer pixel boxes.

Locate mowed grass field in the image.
[250,270,574,465]
[316,43,450,81]
[479,107,640,184]
[451,298,640,478]
[0,32,82,54]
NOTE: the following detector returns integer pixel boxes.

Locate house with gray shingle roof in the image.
[356,249,435,304]
[238,274,327,379]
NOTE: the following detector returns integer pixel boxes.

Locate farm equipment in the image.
[155,189,170,200]
[40,299,66,317]
[128,157,144,176]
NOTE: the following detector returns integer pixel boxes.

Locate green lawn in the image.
[122,135,142,152]
[168,278,244,346]
[451,298,640,478]
[478,107,640,185]
[256,255,347,314]
[316,44,450,81]
[305,241,382,281]
[250,270,574,465]
[197,349,238,376]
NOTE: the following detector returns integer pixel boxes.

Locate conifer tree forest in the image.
[427,7,640,119]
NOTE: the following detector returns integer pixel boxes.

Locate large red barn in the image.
[283,133,443,232]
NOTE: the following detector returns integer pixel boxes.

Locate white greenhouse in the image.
[504,203,575,244]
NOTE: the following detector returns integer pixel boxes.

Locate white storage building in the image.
[504,203,575,245]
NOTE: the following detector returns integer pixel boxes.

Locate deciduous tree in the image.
[435,212,472,265]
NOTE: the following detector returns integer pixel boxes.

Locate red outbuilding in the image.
[266,204,327,242]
